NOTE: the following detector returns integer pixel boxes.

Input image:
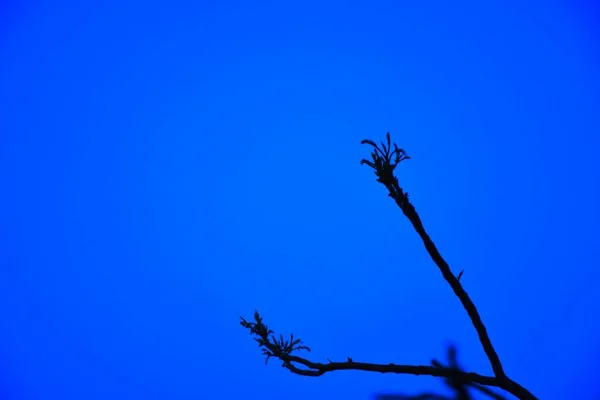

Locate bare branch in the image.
[240,133,539,400]
[360,134,504,377]
[240,312,534,399]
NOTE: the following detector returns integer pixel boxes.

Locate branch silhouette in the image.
[240,133,538,400]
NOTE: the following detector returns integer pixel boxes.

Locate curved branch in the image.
[279,354,498,385]
[240,311,536,400]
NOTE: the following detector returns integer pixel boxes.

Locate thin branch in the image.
[360,134,503,377]
[394,190,505,378]
[240,311,535,399]
[240,133,539,400]
[359,133,537,399]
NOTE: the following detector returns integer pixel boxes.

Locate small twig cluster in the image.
[240,311,310,366]
[360,132,411,186]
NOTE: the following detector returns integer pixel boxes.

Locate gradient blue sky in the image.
[1,1,599,399]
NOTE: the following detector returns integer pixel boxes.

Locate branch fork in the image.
[240,133,538,400]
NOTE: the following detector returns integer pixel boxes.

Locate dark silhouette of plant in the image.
[375,344,508,400]
[240,133,538,400]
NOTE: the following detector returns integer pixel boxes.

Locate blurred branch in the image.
[240,133,538,400]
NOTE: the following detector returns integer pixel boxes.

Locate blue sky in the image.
[1,1,599,399]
